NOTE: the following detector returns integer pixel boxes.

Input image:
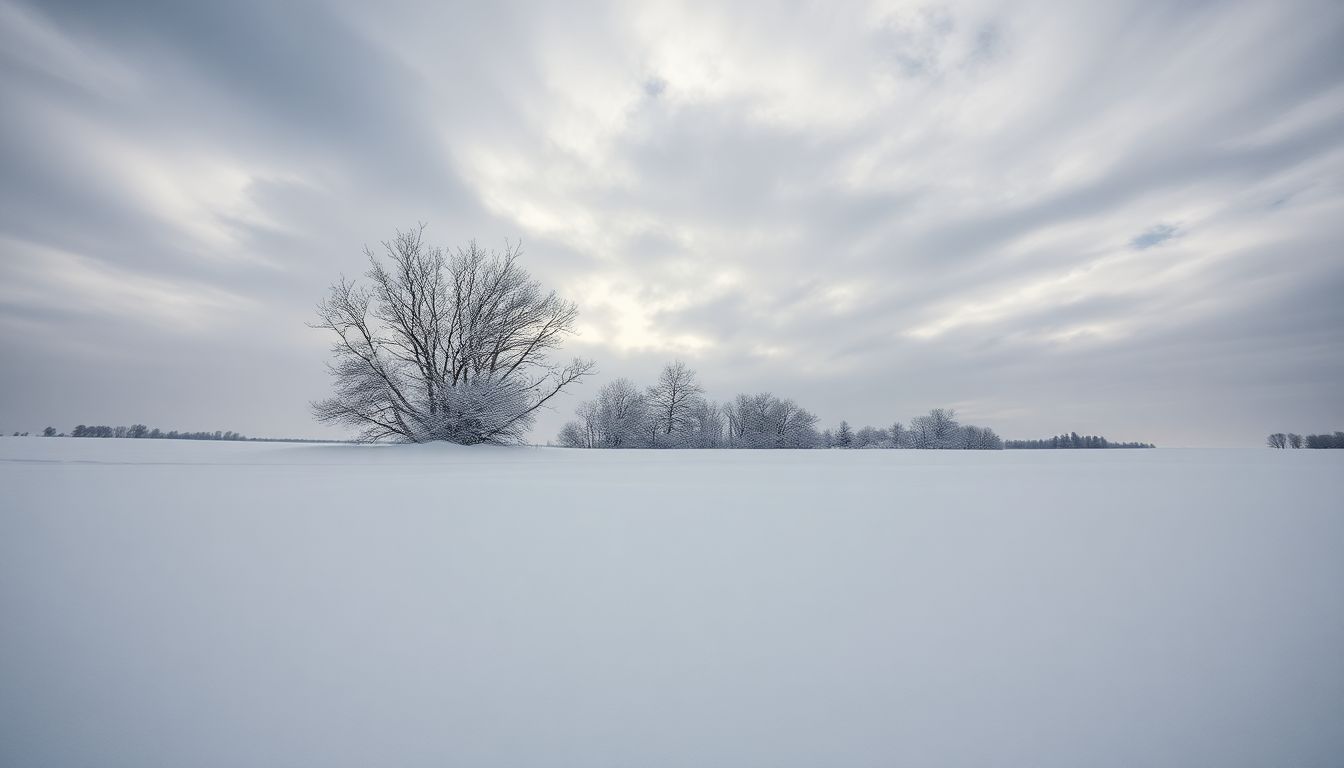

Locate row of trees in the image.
[556,362,820,449]
[1004,433,1155,449]
[1267,432,1344,449]
[819,409,1004,450]
[67,425,247,440]
[557,364,1006,449]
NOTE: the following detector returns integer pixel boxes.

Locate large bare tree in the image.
[311,227,593,444]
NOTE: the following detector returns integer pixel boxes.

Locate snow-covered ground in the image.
[2,437,1341,767]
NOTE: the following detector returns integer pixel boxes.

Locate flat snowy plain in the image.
[2,437,1342,767]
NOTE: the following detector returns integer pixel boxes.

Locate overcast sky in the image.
[1,0,1341,446]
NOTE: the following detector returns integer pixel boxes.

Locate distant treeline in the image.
[65,424,247,440]
[558,361,1006,449]
[1005,433,1155,449]
[821,410,1004,449]
[24,425,349,442]
[1267,431,1344,449]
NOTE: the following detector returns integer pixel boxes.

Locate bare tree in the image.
[910,408,962,449]
[556,421,587,448]
[560,400,600,448]
[686,399,726,448]
[559,378,650,448]
[646,361,705,447]
[770,397,819,448]
[1287,433,1303,449]
[598,378,652,447]
[311,227,593,443]
[960,424,1004,450]
[1266,433,1287,449]
[855,425,889,448]
[724,392,818,448]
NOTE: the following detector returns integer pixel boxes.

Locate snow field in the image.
[2,438,1341,767]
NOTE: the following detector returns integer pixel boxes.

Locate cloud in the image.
[0,236,255,331]
[1,0,1342,444]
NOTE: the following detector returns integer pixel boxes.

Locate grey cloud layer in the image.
[1,0,1341,445]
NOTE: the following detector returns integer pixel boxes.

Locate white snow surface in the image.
[2,437,1342,767]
